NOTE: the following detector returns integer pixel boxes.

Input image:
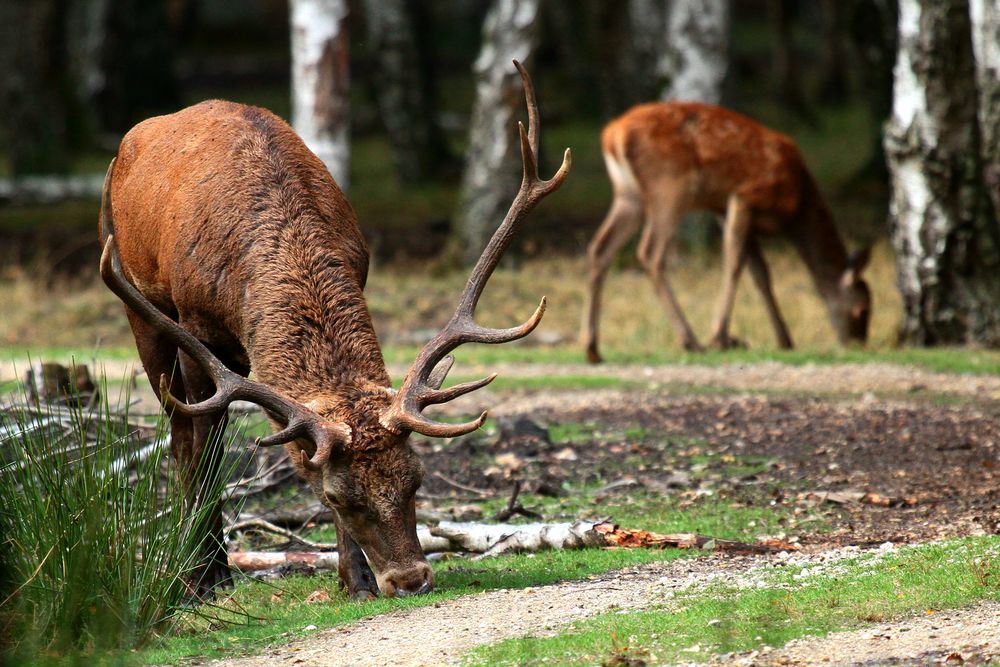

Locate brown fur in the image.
[102,101,429,599]
[583,101,871,360]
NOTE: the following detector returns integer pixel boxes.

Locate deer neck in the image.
[787,182,849,307]
[243,251,391,403]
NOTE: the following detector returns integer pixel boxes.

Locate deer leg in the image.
[334,514,379,600]
[126,314,230,598]
[176,347,233,597]
[582,194,643,363]
[708,197,752,349]
[745,238,794,349]
[125,312,192,471]
[637,196,702,352]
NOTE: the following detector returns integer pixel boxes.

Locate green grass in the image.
[380,344,1000,376]
[467,537,1000,666]
[0,384,249,664]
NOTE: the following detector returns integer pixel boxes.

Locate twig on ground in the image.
[491,481,543,521]
[227,518,338,550]
[432,471,492,498]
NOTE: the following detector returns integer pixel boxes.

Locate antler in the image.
[381,61,571,438]
[98,160,350,466]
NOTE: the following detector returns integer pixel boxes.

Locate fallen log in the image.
[228,521,798,572]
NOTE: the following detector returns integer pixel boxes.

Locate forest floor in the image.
[151,356,1000,667]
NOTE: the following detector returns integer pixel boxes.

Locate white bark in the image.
[227,521,795,572]
[290,0,350,189]
[455,0,541,264]
[885,0,1000,344]
[970,0,1000,206]
[431,520,607,557]
[886,0,935,302]
[659,0,730,103]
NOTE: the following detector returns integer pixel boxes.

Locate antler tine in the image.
[100,160,349,459]
[382,61,570,438]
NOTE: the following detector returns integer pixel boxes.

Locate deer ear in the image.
[841,246,871,289]
[847,246,871,273]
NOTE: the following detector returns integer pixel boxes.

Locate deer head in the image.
[834,247,872,345]
[100,61,570,597]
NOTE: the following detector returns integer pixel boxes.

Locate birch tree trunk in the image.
[969,0,1000,213]
[361,0,451,183]
[885,0,1000,345]
[454,0,541,264]
[290,0,350,189]
[659,0,730,103]
[817,0,850,103]
[628,0,668,103]
[765,0,813,122]
[98,0,179,133]
[0,0,69,175]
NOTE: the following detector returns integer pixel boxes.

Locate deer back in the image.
[602,101,816,231]
[104,100,387,396]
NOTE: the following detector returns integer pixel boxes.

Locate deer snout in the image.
[377,562,434,597]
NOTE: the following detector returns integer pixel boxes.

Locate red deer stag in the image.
[99,62,570,599]
[582,102,870,362]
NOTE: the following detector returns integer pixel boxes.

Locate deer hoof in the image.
[585,344,603,364]
[350,588,378,602]
[682,338,705,353]
[709,335,746,351]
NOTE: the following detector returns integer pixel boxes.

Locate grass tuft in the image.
[0,382,245,663]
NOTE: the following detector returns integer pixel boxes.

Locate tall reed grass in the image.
[0,381,244,663]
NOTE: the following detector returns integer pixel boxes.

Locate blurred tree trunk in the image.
[628,0,668,102]
[848,0,898,187]
[659,0,729,103]
[970,0,1000,215]
[0,0,70,175]
[65,0,110,146]
[290,0,350,189]
[766,0,815,123]
[453,0,541,265]
[542,2,596,113]
[588,1,642,115]
[885,0,1000,345]
[98,0,180,133]
[817,0,850,103]
[361,0,452,183]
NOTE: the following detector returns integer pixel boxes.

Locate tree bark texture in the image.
[0,0,70,175]
[454,0,541,265]
[885,0,1000,345]
[817,0,850,103]
[361,0,451,183]
[97,0,179,133]
[766,0,814,122]
[290,0,351,189]
[627,0,669,103]
[659,0,730,103]
[65,0,110,142]
[969,0,1000,213]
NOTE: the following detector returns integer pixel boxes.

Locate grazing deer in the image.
[581,102,871,362]
[99,62,570,599]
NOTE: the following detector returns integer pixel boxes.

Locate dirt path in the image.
[214,542,1000,667]
[215,547,872,667]
[737,601,1000,666]
[5,358,1000,399]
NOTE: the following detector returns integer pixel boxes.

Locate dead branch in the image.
[227,518,338,550]
[491,481,542,522]
[431,471,492,497]
[226,520,799,572]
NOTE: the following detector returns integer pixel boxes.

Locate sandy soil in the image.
[733,602,1000,666]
